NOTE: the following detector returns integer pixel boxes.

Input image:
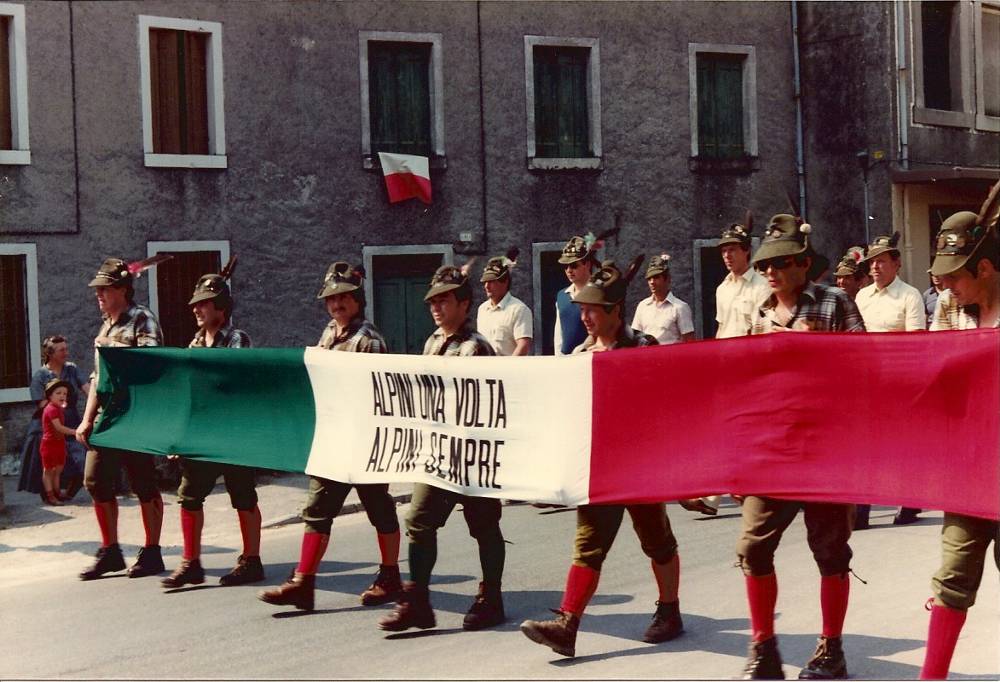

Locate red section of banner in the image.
[589,329,999,520]
[384,171,432,204]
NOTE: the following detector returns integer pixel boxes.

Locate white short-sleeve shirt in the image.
[856,276,927,332]
[715,268,771,339]
[630,292,694,345]
[476,292,533,356]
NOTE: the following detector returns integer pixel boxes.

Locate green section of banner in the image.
[90,347,315,473]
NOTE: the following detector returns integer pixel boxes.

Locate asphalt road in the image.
[1,501,997,680]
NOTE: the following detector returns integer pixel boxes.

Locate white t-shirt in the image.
[631,292,694,345]
[476,292,533,356]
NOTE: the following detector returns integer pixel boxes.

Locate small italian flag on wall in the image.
[378,152,432,204]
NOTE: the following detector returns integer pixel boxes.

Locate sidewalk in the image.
[0,473,412,585]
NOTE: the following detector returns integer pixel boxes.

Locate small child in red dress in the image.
[40,379,76,505]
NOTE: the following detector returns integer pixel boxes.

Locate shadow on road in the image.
[541,611,938,680]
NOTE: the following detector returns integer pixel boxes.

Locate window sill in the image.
[0,386,31,403]
[688,155,760,174]
[363,154,448,171]
[975,114,1000,133]
[527,157,603,171]
[0,150,31,165]
[144,153,228,169]
[912,107,975,129]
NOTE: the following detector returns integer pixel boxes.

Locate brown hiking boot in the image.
[520,609,580,658]
[220,555,265,586]
[643,600,684,643]
[798,636,847,680]
[161,558,205,588]
[463,581,506,631]
[259,573,315,611]
[378,582,435,631]
[361,564,403,606]
[742,636,785,680]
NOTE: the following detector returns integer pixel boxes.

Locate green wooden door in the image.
[374,274,438,354]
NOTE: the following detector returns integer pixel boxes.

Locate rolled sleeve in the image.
[512,304,533,339]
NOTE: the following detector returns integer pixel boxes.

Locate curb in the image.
[261,493,413,530]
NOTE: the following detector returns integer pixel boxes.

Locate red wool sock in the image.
[820,574,850,638]
[180,508,204,560]
[296,532,330,576]
[746,573,778,642]
[94,500,118,547]
[560,564,600,617]
[377,531,401,566]
[237,506,262,557]
[920,603,967,680]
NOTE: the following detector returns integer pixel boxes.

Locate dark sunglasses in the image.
[754,256,797,272]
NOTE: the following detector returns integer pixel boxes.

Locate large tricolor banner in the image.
[90,329,1000,520]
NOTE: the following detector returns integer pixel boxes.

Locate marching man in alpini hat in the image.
[738,215,865,680]
[554,232,610,355]
[855,232,927,528]
[919,184,1000,680]
[76,256,168,581]
[716,217,771,339]
[630,253,695,345]
[832,247,870,302]
[260,262,403,611]
[378,264,507,633]
[520,258,685,658]
[161,259,267,589]
[477,249,533,356]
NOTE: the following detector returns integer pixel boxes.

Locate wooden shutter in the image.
[697,53,745,159]
[369,41,432,156]
[0,16,12,151]
[149,29,209,155]
[0,254,30,389]
[154,250,222,347]
[533,46,590,158]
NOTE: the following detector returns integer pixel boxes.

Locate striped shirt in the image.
[929,289,999,331]
[190,321,252,348]
[318,317,389,354]
[751,282,866,335]
[91,304,162,383]
[424,319,496,357]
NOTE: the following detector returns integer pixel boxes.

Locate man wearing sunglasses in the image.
[919,203,1000,680]
[739,215,864,681]
[554,236,597,355]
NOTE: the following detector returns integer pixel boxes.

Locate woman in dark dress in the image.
[17,336,90,501]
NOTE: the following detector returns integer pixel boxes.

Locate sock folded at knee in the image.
[920,602,967,680]
[820,573,850,638]
[180,508,203,560]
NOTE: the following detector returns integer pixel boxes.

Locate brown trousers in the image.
[573,503,678,571]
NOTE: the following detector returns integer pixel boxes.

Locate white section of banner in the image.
[302,348,593,505]
[376,152,430,180]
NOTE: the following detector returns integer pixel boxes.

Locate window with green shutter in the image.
[533,46,591,158]
[0,15,11,151]
[368,41,432,157]
[696,53,745,159]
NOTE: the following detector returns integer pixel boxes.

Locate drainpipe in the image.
[894,0,910,170]
[790,0,807,218]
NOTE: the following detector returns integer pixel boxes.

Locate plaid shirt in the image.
[751,282,866,335]
[318,316,388,354]
[930,289,999,331]
[91,304,162,382]
[189,321,252,348]
[574,326,658,353]
[423,319,495,357]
